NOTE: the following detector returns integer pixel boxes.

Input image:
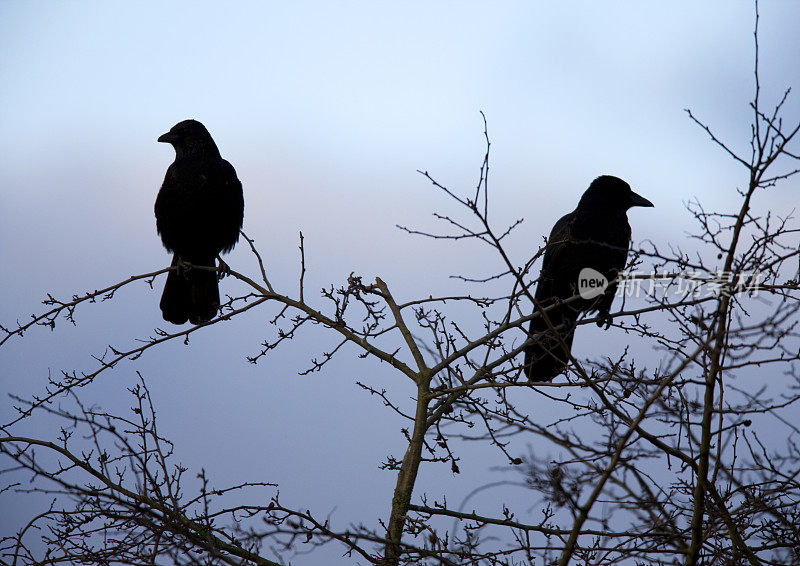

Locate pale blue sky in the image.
[1,2,798,563]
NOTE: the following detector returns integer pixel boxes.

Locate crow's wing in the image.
[535,211,578,302]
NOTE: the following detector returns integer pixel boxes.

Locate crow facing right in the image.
[524,176,653,382]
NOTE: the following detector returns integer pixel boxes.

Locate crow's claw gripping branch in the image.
[217,256,231,280]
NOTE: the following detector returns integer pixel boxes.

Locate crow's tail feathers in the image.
[160,255,220,325]
[524,303,578,382]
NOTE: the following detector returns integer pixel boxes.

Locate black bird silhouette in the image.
[154,119,244,325]
[524,176,653,381]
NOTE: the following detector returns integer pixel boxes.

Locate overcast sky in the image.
[1,2,799,563]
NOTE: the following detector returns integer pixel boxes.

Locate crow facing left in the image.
[154,119,244,325]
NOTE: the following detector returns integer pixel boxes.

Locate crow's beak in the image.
[158,132,176,143]
[629,191,654,208]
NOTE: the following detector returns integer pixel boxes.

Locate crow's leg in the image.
[175,256,192,278]
[596,310,613,329]
[216,255,231,280]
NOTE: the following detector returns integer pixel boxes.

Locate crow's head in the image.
[158,119,219,158]
[578,175,654,211]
